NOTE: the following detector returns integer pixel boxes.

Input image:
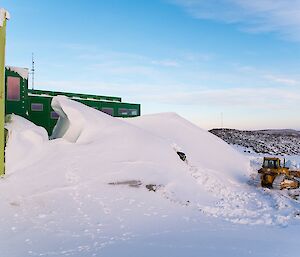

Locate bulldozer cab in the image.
[262,157,281,169]
[258,157,298,189]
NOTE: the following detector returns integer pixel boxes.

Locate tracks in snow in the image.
[156,152,300,226]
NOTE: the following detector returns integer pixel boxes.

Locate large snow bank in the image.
[4,96,252,207]
[2,96,269,208]
[2,96,300,256]
[6,97,220,204]
[125,113,250,184]
[51,97,250,183]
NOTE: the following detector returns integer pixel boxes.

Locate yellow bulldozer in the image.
[258,157,300,190]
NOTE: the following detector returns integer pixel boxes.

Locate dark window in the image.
[31,103,43,111]
[102,107,114,116]
[118,108,128,115]
[7,76,21,101]
[264,160,278,168]
[50,111,59,119]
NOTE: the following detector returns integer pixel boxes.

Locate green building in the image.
[5,66,141,135]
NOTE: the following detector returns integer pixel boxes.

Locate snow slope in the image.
[1,96,300,257]
[125,113,250,184]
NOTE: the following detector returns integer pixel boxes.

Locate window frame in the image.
[129,109,138,116]
[101,107,114,116]
[118,108,129,115]
[50,111,59,119]
[31,103,44,112]
[6,76,21,101]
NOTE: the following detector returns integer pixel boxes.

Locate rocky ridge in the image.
[209,128,300,155]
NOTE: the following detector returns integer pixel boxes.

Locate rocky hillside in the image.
[209,128,300,155]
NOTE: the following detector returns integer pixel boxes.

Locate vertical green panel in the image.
[0,16,7,176]
[28,96,52,135]
[5,69,28,117]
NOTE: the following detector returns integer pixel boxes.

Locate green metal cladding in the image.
[5,67,141,135]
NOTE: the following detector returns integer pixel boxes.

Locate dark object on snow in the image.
[108,180,142,188]
[146,184,158,192]
[177,151,186,161]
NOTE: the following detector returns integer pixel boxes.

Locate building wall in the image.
[5,67,141,136]
[28,95,141,134]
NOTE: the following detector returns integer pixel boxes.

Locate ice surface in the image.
[2,96,300,257]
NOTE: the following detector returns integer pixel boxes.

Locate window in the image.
[50,111,59,119]
[264,160,279,168]
[7,76,21,101]
[101,108,114,116]
[31,103,43,111]
[129,109,138,116]
[118,108,128,115]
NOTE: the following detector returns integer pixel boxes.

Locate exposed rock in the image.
[145,184,159,192]
[177,151,187,161]
[210,128,300,155]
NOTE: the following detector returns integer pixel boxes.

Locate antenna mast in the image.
[31,52,35,89]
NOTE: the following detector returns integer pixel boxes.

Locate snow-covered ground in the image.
[1,96,300,257]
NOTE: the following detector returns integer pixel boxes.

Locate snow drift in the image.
[5,115,49,174]
[5,96,250,203]
[50,95,250,181]
[125,113,250,184]
[2,96,300,257]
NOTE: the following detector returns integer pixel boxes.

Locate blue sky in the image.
[2,0,300,129]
